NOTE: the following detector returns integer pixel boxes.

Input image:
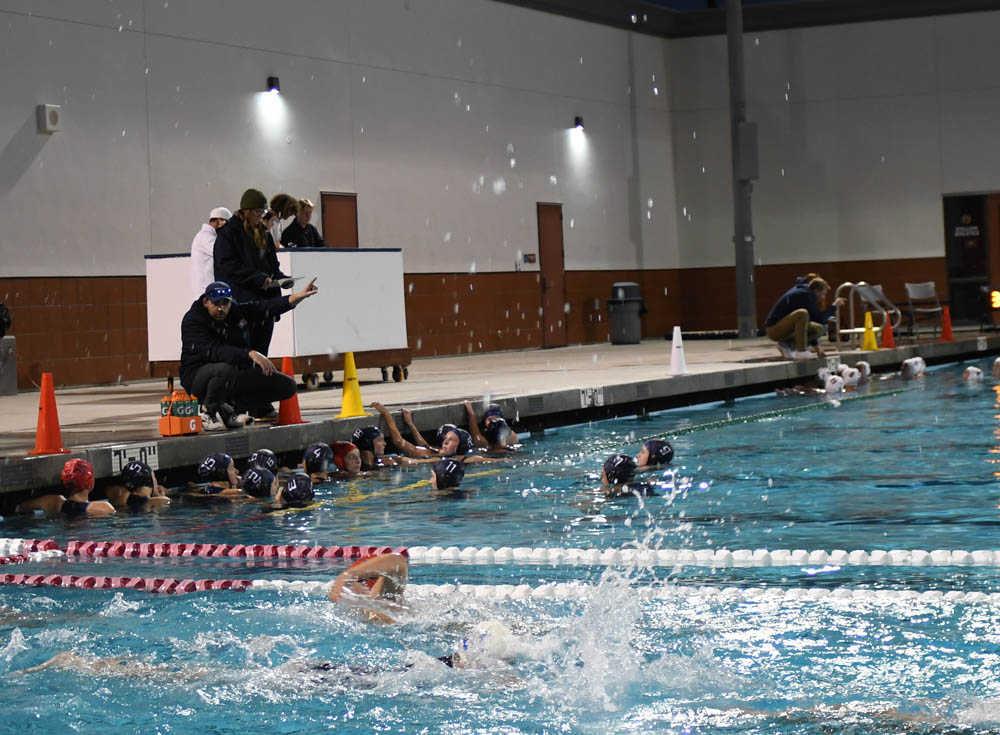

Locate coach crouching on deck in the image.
[180,279,318,431]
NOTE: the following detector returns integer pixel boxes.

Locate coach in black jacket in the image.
[180,280,317,430]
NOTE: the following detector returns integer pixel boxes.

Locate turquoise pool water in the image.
[3,360,1000,733]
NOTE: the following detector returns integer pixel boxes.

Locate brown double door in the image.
[537,203,567,348]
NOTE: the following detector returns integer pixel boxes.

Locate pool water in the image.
[4,360,1000,734]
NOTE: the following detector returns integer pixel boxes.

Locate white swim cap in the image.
[463,620,515,661]
[963,366,984,383]
[855,361,871,379]
[842,367,861,387]
[825,375,844,394]
[837,363,850,375]
[817,367,831,382]
[993,357,1000,379]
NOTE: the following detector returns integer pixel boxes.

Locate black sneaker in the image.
[218,403,251,429]
[253,404,279,422]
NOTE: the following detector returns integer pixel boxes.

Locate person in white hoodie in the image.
[189,206,233,299]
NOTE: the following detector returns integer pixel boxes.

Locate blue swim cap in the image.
[283,473,315,507]
[248,448,278,474]
[198,452,232,483]
[433,458,465,489]
[351,426,382,452]
[484,418,512,447]
[243,467,275,498]
[304,443,333,474]
[483,404,504,423]
[435,424,458,447]
[121,460,154,491]
[642,439,674,466]
[443,428,472,456]
[603,453,637,486]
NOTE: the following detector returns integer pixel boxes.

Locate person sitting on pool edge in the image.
[764,277,846,361]
[636,439,673,471]
[328,552,409,624]
[194,453,243,496]
[303,443,335,483]
[105,460,170,510]
[600,453,658,499]
[15,459,116,517]
[332,441,363,478]
[463,401,519,451]
[179,279,318,431]
[430,457,466,493]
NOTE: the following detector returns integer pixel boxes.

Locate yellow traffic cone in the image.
[861,311,879,351]
[336,351,370,418]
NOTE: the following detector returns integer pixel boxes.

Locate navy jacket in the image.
[179,296,293,389]
[280,220,327,248]
[764,284,835,327]
[213,218,288,303]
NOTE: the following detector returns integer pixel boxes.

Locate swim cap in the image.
[282,473,315,507]
[303,443,333,475]
[836,363,850,376]
[855,361,871,381]
[434,424,458,447]
[824,375,844,394]
[603,453,637,486]
[901,357,926,379]
[993,356,1000,379]
[351,426,382,452]
[964,366,984,383]
[466,620,514,660]
[332,441,360,471]
[642,439,674,466]
[433,458,465,489]
[451,428,472,456]
[817,367,831,382]
[243,467,275,498]
[121,460,153,491]
[484,418,512,447]
[841,367,861,387]
[248,448,278,474]
[198,452,232,483]
[61,459,94,493]
[483,404,504,423]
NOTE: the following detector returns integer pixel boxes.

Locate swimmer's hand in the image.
[402,408,414,425]
[249,350,276,376]
[289,278,318,306]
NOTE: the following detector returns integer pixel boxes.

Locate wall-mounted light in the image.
[574,116,584,130]
[266,76,280,94]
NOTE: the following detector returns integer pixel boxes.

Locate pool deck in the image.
[1,332,997,494]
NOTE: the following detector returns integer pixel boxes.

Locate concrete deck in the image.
[1,334,997,494]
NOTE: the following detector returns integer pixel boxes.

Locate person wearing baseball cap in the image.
[190,206,233,300]
[179,276,319,431]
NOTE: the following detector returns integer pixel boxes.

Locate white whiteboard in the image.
[146,249,408,362]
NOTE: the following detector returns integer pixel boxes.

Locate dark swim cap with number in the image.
[198,453,232,483]
[603,453,637,486]
[642,439,674,466]
[282,473,315,507]
[433,458,466,489]
[121,460,154,491]
[248,448,278,474]
[351,426,382,452]
[435,424,458,447]
[304,443,333,474]
[243,467,275,498]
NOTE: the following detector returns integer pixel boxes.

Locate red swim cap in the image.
[348,555,378,589]
[61,459,94,493]
[331,441,359,471]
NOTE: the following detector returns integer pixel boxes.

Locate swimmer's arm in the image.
[371,402,435,458]
[463,401,489,448]
[15,494,66,516]
[460,455,497,464]
[86,500,117,515]
[402,409,435,451]
[104,483,130,508]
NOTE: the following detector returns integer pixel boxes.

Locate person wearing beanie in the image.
[280,198,327,249]
[179,278,318,430]
[190,206,232,299]
[213,188,292,364]
[15,459,116,517]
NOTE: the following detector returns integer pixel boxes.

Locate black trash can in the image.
[607,282,644,344]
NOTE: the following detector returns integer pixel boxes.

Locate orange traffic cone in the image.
[940,306,955,342]
[28,372,70,455]
[881,318,896,348]
[277,357,306,425]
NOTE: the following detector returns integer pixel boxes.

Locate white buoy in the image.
[670,325,687,376]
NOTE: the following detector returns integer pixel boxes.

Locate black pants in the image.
[188,362,295,414]
[250,318,275,356]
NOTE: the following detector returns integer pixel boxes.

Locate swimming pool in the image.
[3,359,1000,733]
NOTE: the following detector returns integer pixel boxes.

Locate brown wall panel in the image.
[0,257,948,390]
